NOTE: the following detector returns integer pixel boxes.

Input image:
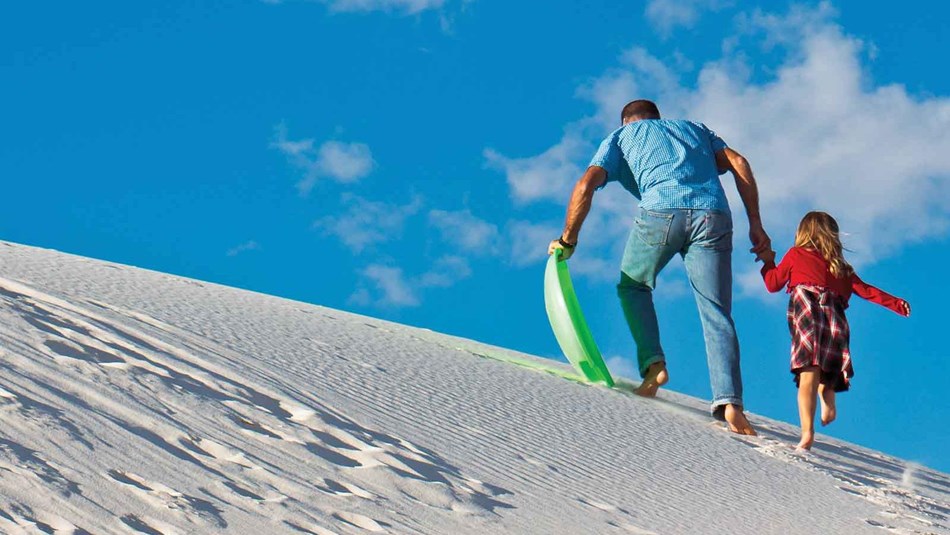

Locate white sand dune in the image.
[0,241,946,534]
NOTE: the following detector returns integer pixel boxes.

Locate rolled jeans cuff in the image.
[639,355,665,378]
[711,397,743,420]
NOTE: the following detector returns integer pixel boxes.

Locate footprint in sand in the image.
[178,435,258,469]
[283,520,342,535]
[742,429,949,534]
[281,402,317,423]
[516,453,559,474]
[333,511,388,533]
[121,514,165,535]
[287,411,514,517]
[0,506,90,535]
[0,387,18,407]
[44,339,128,368]
[222,480,269,503]
[229,414,284,440]
[317,478,375,499]
[106,469,226,527]
[0,437,82,497]
[577,497,657,534]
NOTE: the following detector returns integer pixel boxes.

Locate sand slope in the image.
[0,241,946,534]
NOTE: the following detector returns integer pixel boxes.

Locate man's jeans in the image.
[617,208,743,413]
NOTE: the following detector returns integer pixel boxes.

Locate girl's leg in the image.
[796,366,820,450]
[819,384,837,426]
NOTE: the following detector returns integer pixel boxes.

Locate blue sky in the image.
[3,1,949,472]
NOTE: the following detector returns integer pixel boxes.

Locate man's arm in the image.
[715,147,771,260]
[547,166,607,259]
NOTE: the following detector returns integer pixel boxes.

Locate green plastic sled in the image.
[543,250,615,387]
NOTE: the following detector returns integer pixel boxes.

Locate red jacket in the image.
[761,246,906,314]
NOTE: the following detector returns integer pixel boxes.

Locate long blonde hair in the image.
[794,211,853,279]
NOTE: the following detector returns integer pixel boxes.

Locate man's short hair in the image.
[621,100,661,123]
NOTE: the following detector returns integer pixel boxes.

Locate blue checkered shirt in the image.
[589,118,731,212]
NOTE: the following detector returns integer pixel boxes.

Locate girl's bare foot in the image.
[634,362,669,397]
[819,385,837,426]
[796,431,815,451]
[724,404,757,436]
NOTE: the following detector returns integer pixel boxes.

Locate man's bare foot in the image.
[724,404,757,436]
[796,431,815,451]
[634,362,669,397]
[819,386,836,426]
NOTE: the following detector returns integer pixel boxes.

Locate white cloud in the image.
[735,267,775,301]
[265,0,459,16]
[323,201,492,306]
[506,220,560,268]
[271,124,375,195]
[316,141,375,182]
[645,0,732,36]
[349,255,472,308]
[417,255,472,288]
[347,288,373,306]
[428,209,500,252]
[349,264,420,308]
[325,0,445,14]
[604,355,640,380]
[683,10,950,263]
[226,241,260,257]
[489,4,950,291]
[484,134,589,205]
[315,194,423,254]
[488,135,638,276]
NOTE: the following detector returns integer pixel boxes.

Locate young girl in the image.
[760,211,910,451]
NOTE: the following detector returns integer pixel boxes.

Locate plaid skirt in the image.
[787,285,853,392]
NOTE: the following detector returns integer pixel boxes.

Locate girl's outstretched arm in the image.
[851,275,911,316]
[760,247,796,293]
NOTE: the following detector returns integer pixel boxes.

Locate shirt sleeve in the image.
[761,248,796,293]
[589,132,640,198]
[699,123,727,153]
[851,274,907,315]
[589,133,624,189]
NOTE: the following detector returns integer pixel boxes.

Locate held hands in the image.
[749,222,772,262]
[548,237,576,260]
[759,249,777,266]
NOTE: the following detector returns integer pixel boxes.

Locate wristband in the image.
[558,237,576,249]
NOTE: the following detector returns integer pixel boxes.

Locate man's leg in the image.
[617,210,682,395]
[682,211,754,434]
[618,273,670,396]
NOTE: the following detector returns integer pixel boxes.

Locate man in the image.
[547,100,770,435]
